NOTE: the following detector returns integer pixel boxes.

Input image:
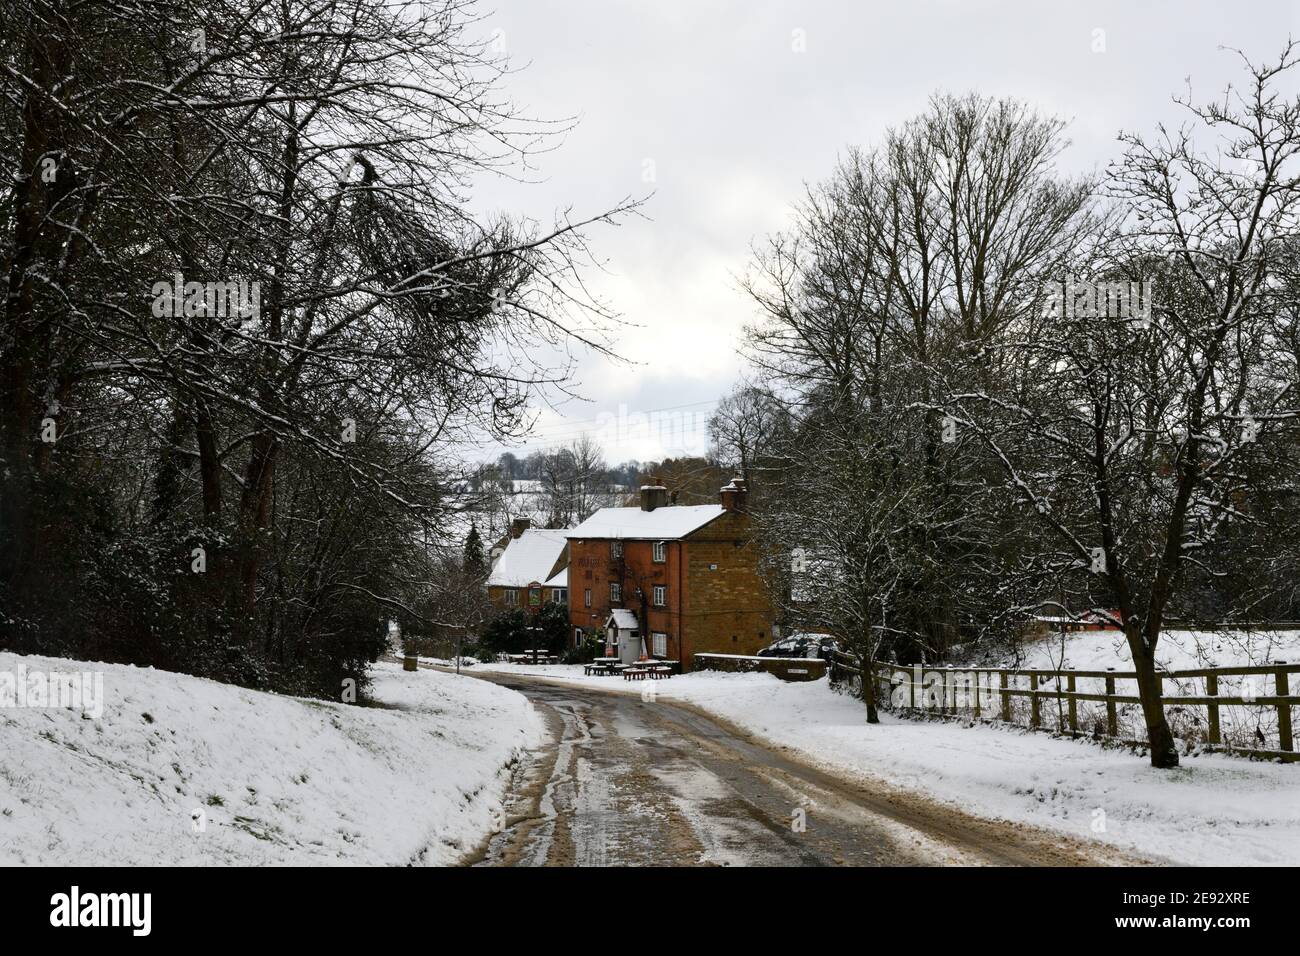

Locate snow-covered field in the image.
[470,660,1300,865]
[984,627,1300,754]
[0,654,543,865]
[995,626,1300,672]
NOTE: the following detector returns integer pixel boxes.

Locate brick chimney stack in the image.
[510,517,531,539]
[720,477,748,511]
[640,476,670,512]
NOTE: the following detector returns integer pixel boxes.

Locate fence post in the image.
[973,671,981,719]
[1030,672,1040,728]
[1277,663,1293,753]
[1206,672,1221,745]
[1000,671,1010,722]
[1105,669,1117,737]
[1067,670,1077,736]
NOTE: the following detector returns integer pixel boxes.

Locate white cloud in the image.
[469,0,1300,462]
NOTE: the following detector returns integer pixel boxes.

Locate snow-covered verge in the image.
[0,654,543,865]
[471,661,1300,865]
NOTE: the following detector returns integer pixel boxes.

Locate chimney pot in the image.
[640,483,669,512]
[720,477,748,511]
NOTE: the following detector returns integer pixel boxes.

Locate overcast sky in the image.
[469,0,1300,466]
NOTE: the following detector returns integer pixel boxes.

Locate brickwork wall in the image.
[566,508,775,669]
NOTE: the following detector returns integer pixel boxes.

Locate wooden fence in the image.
[830,653,1300,762]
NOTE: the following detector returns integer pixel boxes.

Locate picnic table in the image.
[507,650,559,665]
[623,661,676,681]
[582,658,679,677]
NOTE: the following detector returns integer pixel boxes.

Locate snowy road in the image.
[466,673,1137,867]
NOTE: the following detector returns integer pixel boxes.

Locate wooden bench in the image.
[623,667,648,681]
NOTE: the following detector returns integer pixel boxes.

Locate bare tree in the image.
[568,433,611,522]
[742,93,1089,679]
[707,382,785,489]
[0,0,639,695]
[950,46,1300,767]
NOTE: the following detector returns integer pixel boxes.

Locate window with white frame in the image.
[551,587,567,605]
[610,582,621,603]
[584,588,592,608]
[503,588,517,606]
[652,541,666,562]
[611,540,623,559]
[652,584,666,606]
[652,632,667,656]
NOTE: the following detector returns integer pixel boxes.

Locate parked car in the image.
[756,637,799,658]
[757,633,839,660]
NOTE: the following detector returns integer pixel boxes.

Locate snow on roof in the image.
[543,566,568,588]
[486,529,568,588]
[567,504,725,541]
[607,609,639,630]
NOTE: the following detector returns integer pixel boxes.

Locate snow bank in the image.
[473,661,1300,865]
[0,654,543,865]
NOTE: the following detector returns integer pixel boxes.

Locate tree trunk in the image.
[194,400,223,525]
[862,656,879,723]
[1128,628,1179,768]
[237,431,278,639]
[151,399,190,524]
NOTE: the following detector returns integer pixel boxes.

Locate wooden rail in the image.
[827,652,1299,762]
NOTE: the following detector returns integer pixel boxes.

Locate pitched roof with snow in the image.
[566,504,725,541]
[543,566,568,588]
[486,529,568,588]
[606,609,639,631]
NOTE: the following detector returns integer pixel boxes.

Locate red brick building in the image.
[565,479,775,669]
